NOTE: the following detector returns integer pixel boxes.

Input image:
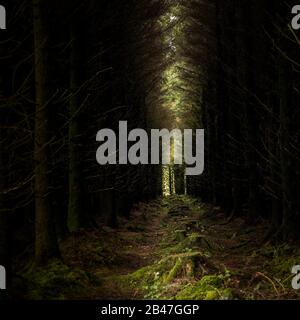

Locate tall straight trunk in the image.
[226,1,244,218]
[268,122,282,233]
[262,0,282,239]
[236,1,261,223]
[215,0,233,213]
[0,75,10,299]
[278,56,297,240]
[33,0,60,265]
[67,15,85,231]
[0,7,18,294]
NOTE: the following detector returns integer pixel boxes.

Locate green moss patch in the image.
[21,260,99,300]
[110,251,225,299]
[176,273,233,300]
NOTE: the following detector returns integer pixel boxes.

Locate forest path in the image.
[61,195,299,300]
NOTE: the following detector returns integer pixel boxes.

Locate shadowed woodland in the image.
[0,0,300,300]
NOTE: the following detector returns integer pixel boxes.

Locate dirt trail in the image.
[58,195,300,300]
[61,198,170,299]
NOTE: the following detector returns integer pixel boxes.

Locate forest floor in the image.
[18,195,300,300]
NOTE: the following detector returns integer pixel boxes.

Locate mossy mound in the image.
[114,251,219,299]
[22,260,99,300]
[176,273,233,300]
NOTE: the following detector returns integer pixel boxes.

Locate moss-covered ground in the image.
[14,195,300,300]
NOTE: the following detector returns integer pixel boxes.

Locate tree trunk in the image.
[33,0,60,265]
[236,1,261,223]
[67,13,86,231]
[0,79,10,299]
[278,56,297,240]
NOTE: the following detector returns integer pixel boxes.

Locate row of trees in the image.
[1,0,300,299]
[156,0,300,241]
[0,0,170,292]
[187,0,300,241]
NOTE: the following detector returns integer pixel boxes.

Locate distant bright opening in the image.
[160,5,187,197]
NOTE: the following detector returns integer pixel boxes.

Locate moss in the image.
[102,265,159,299]
[107,251,215,299]
[175,230,187,242]
[175,273,233,300]
[205,290,219,300]
[22,260,97,300]
[219,288,234,300]
[164,258,183,283]
[270,256,300,280]
[261,245,300,288]
[161,231,212,257]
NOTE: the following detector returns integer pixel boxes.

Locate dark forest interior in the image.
[0,0,300,300]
